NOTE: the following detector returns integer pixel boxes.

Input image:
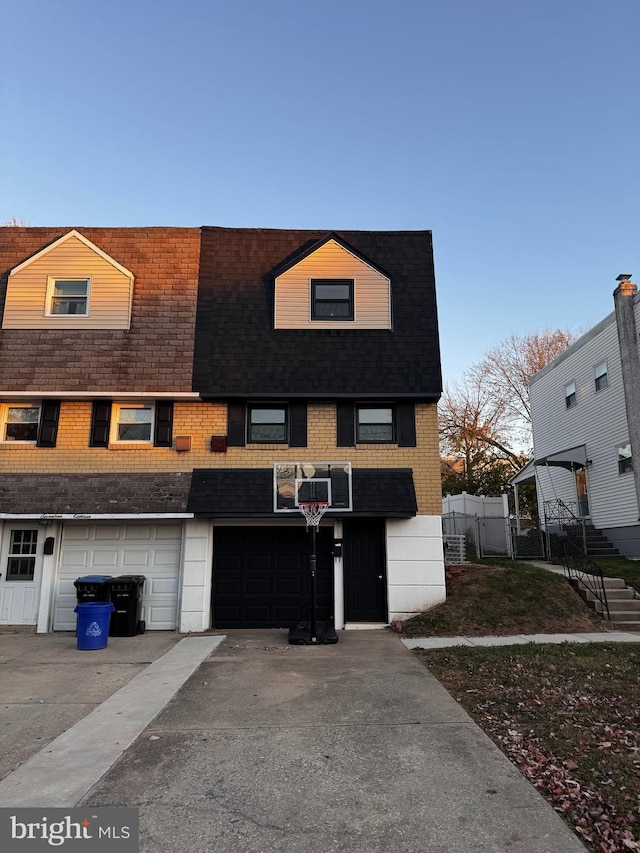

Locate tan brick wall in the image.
[0,401,441,515]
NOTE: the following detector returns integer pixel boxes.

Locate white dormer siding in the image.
[274,238,391,329]
[3,231,134,330]
[530,311,637,529]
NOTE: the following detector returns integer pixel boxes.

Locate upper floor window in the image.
[311,279,354,321]
[248,405,287,443]
[46,278,90,316]
[594,361,608,392]
[565,381,577,409]
[111,403,154,443]
[356,405,395,443]
[1,404,41,442]
[618,443,633,475]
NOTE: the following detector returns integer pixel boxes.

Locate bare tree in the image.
[2,217,29,226]
[479,330,576,431]
[440,329,575,496]
[439,364,523,493]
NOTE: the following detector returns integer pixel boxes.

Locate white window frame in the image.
[565,381,577,409]
[45,277,91,317]
[0,403,41,443]
[617,442,633,475]
[110,403,155,444]
[594,361,608,392]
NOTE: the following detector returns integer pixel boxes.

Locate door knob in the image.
[378,575,383,579]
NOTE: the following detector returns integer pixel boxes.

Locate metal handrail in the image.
[560,541,610,621]
[543,499,587,554]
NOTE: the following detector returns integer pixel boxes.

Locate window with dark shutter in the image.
[36,400,61,448]
[227,402,247,447]
[336,402,355,446]
[396,402,416,447]
[90,401,112,447]
[289,402,307,448]
[154,401,174,447]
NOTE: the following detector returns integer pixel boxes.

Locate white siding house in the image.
[521,276,640,557]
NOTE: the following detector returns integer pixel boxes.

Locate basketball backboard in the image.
[273,462,353,513]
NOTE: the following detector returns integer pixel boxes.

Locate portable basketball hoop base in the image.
[288,502,339,646]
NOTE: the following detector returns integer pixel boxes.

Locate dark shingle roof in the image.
[193,228,441,399]
[0,473,191,515]
[188,468,417,517]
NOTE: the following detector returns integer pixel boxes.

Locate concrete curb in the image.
[0,634,225,807]
[402,631,640,650]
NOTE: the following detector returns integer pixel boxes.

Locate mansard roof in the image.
[194,227,442,399]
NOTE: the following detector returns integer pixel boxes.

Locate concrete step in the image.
[608,619,640,631]
[602,577,628,589]
[586,587,635,601]
[594,598,640,612]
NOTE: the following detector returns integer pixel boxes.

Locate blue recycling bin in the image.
[74,602,115,650]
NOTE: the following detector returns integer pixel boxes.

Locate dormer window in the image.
[311,279,354,321]
[46,278,90,316]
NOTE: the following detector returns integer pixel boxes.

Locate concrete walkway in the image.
[402,630,640,649]
[0,633,225,807]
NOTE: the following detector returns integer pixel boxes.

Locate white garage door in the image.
[53,523,182,631]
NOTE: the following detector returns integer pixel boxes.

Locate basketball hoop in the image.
[298,501,329,529]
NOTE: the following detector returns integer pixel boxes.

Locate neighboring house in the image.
[0,226,446,633]
[511,275,640,557]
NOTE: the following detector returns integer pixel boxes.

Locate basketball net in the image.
[298,502,329,529]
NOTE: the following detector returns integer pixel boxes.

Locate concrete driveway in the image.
[75,629,587,853]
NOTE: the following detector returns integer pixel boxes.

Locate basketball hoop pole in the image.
[297,502,329,645]
[309,523,318,643]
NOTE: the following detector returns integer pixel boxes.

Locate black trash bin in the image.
[107,575,146,637]
[74,575,112,604]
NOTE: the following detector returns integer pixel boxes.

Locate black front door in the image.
[343,518,387,622]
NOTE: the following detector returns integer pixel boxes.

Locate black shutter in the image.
[227,402,246,447]
[154,401,174,447]
[289,402,307,447]
[36,400,61,448]
[90,401,112,447]
[396,402,416,447]
[336,402,355,446]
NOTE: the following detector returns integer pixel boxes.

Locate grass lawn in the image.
[407,559,640,851]
[403,560,606,638]
[595,557,640,593]
[415,643,640,853]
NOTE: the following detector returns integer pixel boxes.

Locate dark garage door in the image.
[213,527,334,628]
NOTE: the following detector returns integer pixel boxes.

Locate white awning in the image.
[509,460,536,486]
[534,444,588,470]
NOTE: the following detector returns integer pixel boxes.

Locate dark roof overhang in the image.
[188,468,417,518]
[0,473,192,516]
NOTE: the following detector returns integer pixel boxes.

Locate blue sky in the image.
[2,0,638,384]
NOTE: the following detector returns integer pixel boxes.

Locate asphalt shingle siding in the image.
[0,473,191,515]
[188,468,417,517]
[0,227,200,392]
[193,228,441,399]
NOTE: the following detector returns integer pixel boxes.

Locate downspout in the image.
[613,275,640,519]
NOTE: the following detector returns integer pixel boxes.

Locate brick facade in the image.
[0,401,441,516]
